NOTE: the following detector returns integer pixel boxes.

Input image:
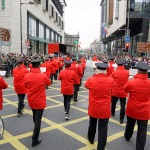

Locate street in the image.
[0,60,150,150]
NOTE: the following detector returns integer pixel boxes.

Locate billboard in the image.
[0,28,11,46]
[137,42,150,52]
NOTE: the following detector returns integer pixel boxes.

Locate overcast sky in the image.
[64,1,101,49]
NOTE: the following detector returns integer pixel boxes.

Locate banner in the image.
[102,23,108,37]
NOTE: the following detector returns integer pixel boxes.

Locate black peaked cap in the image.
[72,57,77,61]
[116,59,125,65]
[137,62,150,71]
[31,58,42,63]
[64,60,72,65]
[109,55,115,60]
[95,63,108,70]
[16,57,24,64]
[32,54,39,59]
[102,59,108,64]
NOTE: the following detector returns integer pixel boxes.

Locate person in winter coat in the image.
[124,62,150,150]
[12,58,29,117]
[49,55,56,84]
[85,63,114,150]
[0,76,8,110]
[107,55,115,76]
[24,58,51,147]
[58,60,77,120]
[111,59,129,124]
[71,57,83,102]
[41,57,51,89]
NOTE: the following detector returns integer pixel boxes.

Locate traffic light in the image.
[123,43,130,52]
[29,41,33,51]
[125,43,130,49]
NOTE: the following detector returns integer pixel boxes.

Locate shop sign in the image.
[1,0,5,10]
[137,42,150,52]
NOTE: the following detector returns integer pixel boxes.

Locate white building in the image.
[0,0,66,54]
[100,0,150,56]
[90,38,103,54]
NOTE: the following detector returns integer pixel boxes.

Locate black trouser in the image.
[59,67,63,73]
[88,116,109,150]
[111,96,126,120]
[79,78,82,87]
[124,116,148,150]
[54,70,59,80]
[74,85,79,101]
[32,109,44,141]
[63,94,72,115]
[50,74,55,84]
[17,94,25,113]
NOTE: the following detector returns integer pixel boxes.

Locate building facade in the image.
[90,38,103,54]
[64,32,80,55]
[100,0,150,56]
[0,0,66,54]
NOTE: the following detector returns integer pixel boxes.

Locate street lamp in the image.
[20,1,34,54]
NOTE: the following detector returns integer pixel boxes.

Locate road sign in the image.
[125,36,130,43]
[74,39,79,45]
[137,42,150,52]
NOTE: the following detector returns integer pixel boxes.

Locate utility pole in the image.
[147,18,150,57]
[126,0,130,54]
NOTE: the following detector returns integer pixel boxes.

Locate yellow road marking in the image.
[3,130,28,150]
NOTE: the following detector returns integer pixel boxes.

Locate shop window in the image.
[29,15,36,37]
[39,23,44,39]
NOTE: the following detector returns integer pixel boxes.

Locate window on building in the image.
[134,0,142,11]
[29,16,36,37]
[58,35,60,43]
[60,36,62,43]
[39,42,45,54]
[52,6,54,17]
[46,28,50,40]
[51,30,54,42]
[39,22,44,39]
[46,0,49,11]
[55,34,58,42]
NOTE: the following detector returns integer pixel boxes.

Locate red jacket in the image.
[71,62,83,84]
[124,74,150,120]
[0,77,8,110]
[107,61,115,76]
[81,62,86,71]
[59,57,64,69]
[24,68,51,109]
[58,68,76,95]
[13,65,29,94]
[41,61,51,77]
[85,74,114,118]
[111,66,129,97]
[53,58,60,70]
[80,58,86,63]
[48,60,56,74]
[92,56,97,61]
[65,56,71,61]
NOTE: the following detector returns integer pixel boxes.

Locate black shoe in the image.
[17,112,23,117]
[74,99,78,102]
[88,138,94,144]
[120,119,124,124]
[124,132,130,141]
[32,138,42,147]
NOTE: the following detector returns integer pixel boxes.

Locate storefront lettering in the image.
[1,0,5,10]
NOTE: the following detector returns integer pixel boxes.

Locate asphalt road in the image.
[0,60,150,150]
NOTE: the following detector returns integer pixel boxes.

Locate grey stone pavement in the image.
[0,60,150,150]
